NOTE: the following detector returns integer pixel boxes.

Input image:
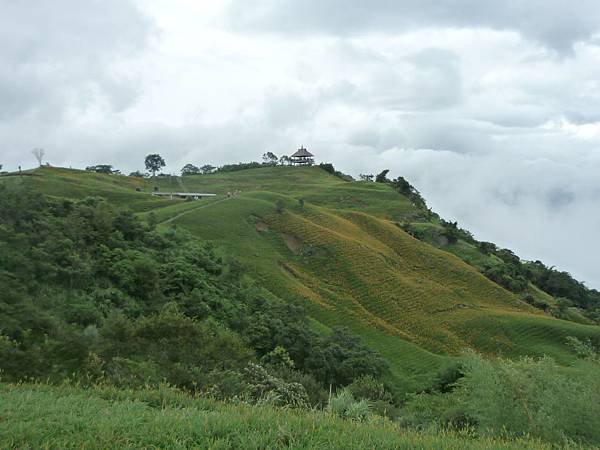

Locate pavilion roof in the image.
[291,147,314,157]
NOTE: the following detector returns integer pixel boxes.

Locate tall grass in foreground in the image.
[0,382,565,450]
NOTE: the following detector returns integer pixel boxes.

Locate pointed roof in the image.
[291,146,313,158]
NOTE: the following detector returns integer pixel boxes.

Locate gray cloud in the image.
[1,1,600,290]
[366,146,600,287]
[227,0,600,53]
[0,0,155,121]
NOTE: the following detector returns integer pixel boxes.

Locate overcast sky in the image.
[1,0,600,288]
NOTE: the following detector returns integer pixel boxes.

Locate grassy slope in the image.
[0,382,557,450]
[6,167,600,385]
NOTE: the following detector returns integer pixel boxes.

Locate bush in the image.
[328,389,355,416]
[304,327,388,387]
[86,165,117,174]
[347,375,396,418]
[328,389,373,422]
[218,162,262,173]
[402,351,600,445]
[204,369,250,401]
[345,399,372,422]
[106,357,162,387]
[347,375,393,403]
[244,363,309,408]
[319,163,335,174]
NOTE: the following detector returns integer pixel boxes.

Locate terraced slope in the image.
[172,190,599,364]
[7,166,600,384]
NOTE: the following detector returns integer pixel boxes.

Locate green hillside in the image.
[5,166,599,384]
[3,165,600,447]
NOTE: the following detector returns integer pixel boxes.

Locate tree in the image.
[359,174,374,182]
[181,164,200,176]
[391,176,411,194]
[478,241,497,255]
[145,154,165,178]
[200,164,215,174]
[32,148,45,167]
[442,221,460,244]
[129,170,146,178]
[375,169,390,183]
[279,155,292,166]
[262,152,278,165]
[319,163,335,175]
[390,176,428,210]
[305,327,387,387]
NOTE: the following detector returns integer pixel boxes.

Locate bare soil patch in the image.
[282,233,302,254]
[255,221,269,232]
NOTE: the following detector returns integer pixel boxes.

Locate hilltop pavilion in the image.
[291,146,314,166]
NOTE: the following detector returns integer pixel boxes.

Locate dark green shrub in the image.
[402,352,600,445]
[347,375,397,418]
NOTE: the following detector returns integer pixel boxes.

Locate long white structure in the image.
[152,192,217,200]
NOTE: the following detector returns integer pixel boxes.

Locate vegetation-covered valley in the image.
[1,163,600,448]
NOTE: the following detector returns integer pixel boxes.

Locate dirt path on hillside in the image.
[176,177,187,191]
[158,197,228,225]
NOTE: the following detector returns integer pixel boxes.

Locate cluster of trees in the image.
[211,155,328,174]
[417,219,600,319]
[178,152,291,177]
[192,152,293,174]
[181,164,216,176]
[218,161,263,172]
[83,154,167,178]
[474,240,600,316]
[262,151,295,166]
[86,165,121,175]
[83,151,339,179]
[318,163,354,181]
[81,153,279,179]
[0,183,388,407]
[389,176,428,211]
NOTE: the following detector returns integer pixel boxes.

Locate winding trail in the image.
[158,197,228,225]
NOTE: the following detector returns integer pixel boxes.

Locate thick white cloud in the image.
[0,1,599,287]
